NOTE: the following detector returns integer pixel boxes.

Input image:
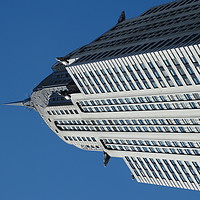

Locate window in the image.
[47,111,52,115]
[69,110,74,114]
[74,110,79,114]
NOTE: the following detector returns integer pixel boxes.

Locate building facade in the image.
[18,0,200,191]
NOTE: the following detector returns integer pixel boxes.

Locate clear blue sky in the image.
[1,0,199,199]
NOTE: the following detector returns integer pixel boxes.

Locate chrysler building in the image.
[10,0,200,191]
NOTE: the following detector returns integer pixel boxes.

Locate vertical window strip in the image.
[141,54,165,88]
[163,50,187,86]
[126,157,141,178]
[188,46,200,75]
[153,53,174,86]
[113,58,133,91]
[69,67,86,94]
[119,57,138,90]
[126,56,146,89]
[84,65,100,94]
[180,47,200,84]
[147,53,169,87]
[174,48,200,85]
[104,60,124,91]
[132,56,152,89]
[87,64,106,93]
[83,70,97,94]
[72,67,89,94]
[154,51,176,87]
[121,57,142,90]
[110,59,131,91]
[172,48,193,84]
[181,47,200,76]
[94,62,113,92]
[159,51,183,86]
[91,63,111,92]
[79,65,95,94]
[137,55,159,88]
[100,61,118,92]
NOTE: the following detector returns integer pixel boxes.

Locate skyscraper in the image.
[13,0,200,191]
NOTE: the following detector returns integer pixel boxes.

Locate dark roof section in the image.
[141,0,199,16]
[65,0,200,65]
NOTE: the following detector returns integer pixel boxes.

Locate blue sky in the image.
[1,0,200,199]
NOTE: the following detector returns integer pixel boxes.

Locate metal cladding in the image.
[16,0,200,191]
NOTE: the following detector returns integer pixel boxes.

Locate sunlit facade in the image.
[19,0,200,190]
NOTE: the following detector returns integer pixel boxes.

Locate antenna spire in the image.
[2,98,34,109]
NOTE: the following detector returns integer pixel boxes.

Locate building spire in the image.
[3,101,24,106]
[2,98,34,109]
